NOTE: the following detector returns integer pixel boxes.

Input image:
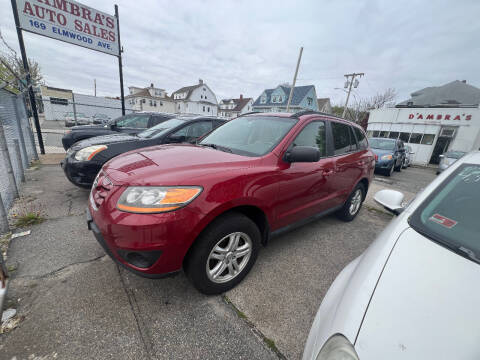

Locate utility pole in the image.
[94,79,96,97]
[342,72,364,118]
[286,47,303,113]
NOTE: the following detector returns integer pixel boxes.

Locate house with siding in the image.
[252,84,318,113]
[126,83,175,113]
[218,95,253,118]
[172,79,218,116]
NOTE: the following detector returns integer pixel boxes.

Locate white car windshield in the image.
[199,116,297,156]
[410,164,480,264]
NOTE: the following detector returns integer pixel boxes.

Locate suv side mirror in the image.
[284,146,320,163]
[374,189,405,215]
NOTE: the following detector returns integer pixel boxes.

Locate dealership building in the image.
[367,80,480,165]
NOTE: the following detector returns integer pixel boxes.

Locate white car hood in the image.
[356,227,480,359]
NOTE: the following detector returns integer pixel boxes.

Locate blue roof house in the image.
[252,84,318,113]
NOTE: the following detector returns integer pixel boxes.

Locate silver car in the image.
[437,150,466,174]
[303,151,479,360]
[402,144,414,168]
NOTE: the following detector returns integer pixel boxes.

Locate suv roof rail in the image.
[290,110,345,120]
[240,111,261,116]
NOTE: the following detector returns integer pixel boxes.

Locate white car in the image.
[303,151,480,360]
[402,144,414,168]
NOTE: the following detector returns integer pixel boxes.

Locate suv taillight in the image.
[374,154,378,162]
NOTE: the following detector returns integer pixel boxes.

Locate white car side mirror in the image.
[374,189,405,215]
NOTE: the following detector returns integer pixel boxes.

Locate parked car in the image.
[437,150,467,174]
[302,151,480,360]
[369,137,406,176]
[402,144,414,168]
[91,113,111,125]
[61,112,175,150]
[64,112,90,127]
[62,116,225,188]
[86,111,375,294]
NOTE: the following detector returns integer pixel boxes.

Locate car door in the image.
[164,121,214,144]
[328,121,363,206]
[275,120,338,227]
[115,114,150,134]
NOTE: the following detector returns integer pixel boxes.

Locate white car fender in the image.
[302,213,411,360]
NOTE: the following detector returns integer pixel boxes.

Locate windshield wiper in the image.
[458,246,480,264]
[200,143,232,153]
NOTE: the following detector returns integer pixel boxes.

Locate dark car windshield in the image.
[409,163,480,264]
[199,116,297,156]
[137,118,186,138]
[444,151,467,159]
[369,138,395,151]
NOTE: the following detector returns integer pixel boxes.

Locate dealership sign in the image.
[408,113,472,121]
[15,0,119,56]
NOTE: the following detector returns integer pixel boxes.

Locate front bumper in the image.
[61,156,100,188]
[375,159,394,170]
[87,194,204,277]
[87,209,179,278]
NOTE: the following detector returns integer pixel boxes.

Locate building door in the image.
[429,127,456,164]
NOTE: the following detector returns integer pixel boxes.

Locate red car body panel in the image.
[88,114,374,276]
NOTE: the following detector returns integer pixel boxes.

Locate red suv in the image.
[87,111,374,294]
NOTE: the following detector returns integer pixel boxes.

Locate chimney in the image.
[239,94,243,100]
[150,83,154,88]
[462,80,467,83]
[199,79,203,85]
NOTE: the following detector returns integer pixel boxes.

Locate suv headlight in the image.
[316,335,359,360]
[75,145,107,161]
[381,154,393,160]
[117,186,202,213]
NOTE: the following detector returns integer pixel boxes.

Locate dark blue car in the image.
[369,137,406,176]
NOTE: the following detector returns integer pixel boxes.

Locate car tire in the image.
[184,212,261,295]
[336,183,365,222]
[385,165,394,177]
[394,161,402,172]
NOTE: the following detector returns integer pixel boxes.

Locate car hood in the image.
[356,227,480,359]
[72,134,138,150]
[371,148,394,158]
[103,144,256,186]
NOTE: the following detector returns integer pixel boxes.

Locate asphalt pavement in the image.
[0,162,436,359]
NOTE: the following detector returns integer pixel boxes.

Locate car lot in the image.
[0,162,436,359]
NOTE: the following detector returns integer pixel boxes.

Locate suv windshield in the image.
[199,116,296,156]
[409,163,480,264]
[137,118,186,138]
[369,138,395,151]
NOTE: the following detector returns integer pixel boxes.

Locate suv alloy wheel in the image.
[184,213,261,294]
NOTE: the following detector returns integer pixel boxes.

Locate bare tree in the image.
[359,88,397,111]
[0,29,43,88]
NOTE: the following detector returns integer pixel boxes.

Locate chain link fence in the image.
[0,87,38,233]
[37,92,133,153]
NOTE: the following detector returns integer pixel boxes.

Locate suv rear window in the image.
[331,122,352,155]
[409,163,480,264]
[353,127,368,150]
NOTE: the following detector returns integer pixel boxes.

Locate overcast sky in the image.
[1,0,479,106]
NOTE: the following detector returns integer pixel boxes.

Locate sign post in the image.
[115,5,125,116]
[10,0,125,147]
[11,0,45,154]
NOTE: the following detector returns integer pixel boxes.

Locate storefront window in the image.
[399,132,410,142]
[421,134,435,145]
[409,133,423,144]
[388,131,399,139]
[379,131,389,138]
[373,131,380,137]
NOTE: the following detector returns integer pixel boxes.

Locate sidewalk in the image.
[0,163,277,360]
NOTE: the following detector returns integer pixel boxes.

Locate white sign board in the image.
[16,0,119,56]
